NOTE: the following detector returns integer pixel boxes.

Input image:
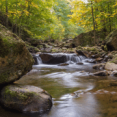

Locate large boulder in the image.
[76,46,106,59]
[105,54,117,71]
[0,85,52,113]
[106,29,117,51]
[39,53,67,64]
[0,24,34,85]
[73,30,107,46]
[105,62,117,71]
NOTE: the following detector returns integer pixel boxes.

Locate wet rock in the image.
[39,53,67,64]
[91,55,97,58]
[105,62,117,71]
[85,59,96,63]
[112,71,117,77]
[93,63,106,70]
[0,24,34,85]
[39,54,53,63]
[96,57,103,62]
[103,55,109,62]
[77,62,83,65]
[0,85,52,113]
[58,63,69,66]
[76,50,88,57]
[93,71,108,76]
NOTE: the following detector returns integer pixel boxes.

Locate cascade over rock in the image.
[0,24,34,85]
[38,53,85,64]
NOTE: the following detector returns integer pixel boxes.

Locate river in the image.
[0,53,117,117]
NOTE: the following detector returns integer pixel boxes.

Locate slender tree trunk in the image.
[108,2,111,32]
[11,14,14,32]
[6,0,8,27]
[15,0,18,34]
[91,0,96,45]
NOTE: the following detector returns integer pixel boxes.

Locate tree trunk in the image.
[91,0,96,45]
[6,0,8,27]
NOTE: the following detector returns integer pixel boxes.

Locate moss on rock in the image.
[0,24,34,85]
[0,85,52,113]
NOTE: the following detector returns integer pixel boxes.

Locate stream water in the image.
[0,53,117,117]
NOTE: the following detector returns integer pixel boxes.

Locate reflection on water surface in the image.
[0,58,117,117]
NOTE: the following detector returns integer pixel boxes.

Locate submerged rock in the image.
[93,71,108,76]
[0,85,52,113]
[58,63,69,66]
[85,59,96,63]
[76,62,83,65]
[112,71,117,77]
[93,63,106,70]
[0,24,34,85]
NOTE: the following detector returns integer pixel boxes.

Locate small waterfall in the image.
[36,56,42,64]
[64,54,86,63]
[33,53,86,65]
[34,54,42,65]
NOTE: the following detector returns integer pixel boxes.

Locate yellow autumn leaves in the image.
[69,0,117,32]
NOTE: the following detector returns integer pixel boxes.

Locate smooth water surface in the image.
[0,54,117,117]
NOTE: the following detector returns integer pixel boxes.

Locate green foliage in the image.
[69,0,117,33]
[0,0,81,41]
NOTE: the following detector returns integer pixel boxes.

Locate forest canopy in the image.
[0,0,117,41]
[0,0,83,40]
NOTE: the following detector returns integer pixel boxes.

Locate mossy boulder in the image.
[0,24,34,85]
[0,85,52,113]
[26,44,40,53]
[73,30,107,46]
[106,29,117,51]
[76,46,106,59]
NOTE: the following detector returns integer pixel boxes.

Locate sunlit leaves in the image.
[70,0,117,32]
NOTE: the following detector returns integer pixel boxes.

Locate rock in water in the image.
[93,63,106,70]
[58,63,69,66]
[39,53,67,64]
[76,62,83,65]
[0,24,34,85]
[0,85,52,113]
[105,62,117,71]
[93,71,108,76]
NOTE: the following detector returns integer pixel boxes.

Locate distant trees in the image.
[0,0,81,40]
[69,0,117,43]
